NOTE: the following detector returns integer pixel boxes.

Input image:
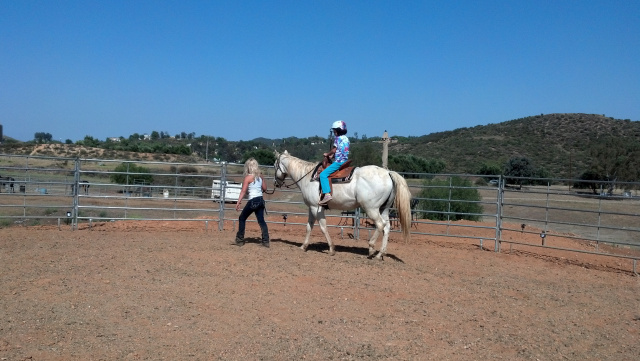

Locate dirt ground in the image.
[1,216,639,361]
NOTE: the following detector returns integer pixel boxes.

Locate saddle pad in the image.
[330,167,356,183]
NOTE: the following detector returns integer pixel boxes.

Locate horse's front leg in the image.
[301,209,316,252]
[316,214,335,256]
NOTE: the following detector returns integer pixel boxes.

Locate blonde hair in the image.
[243,158,262,178]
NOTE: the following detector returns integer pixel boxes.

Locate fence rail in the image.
[1,153,638,272]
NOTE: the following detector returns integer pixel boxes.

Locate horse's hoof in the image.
[368,248,376,257]
[329,249,336,256]
[300,245,308,252]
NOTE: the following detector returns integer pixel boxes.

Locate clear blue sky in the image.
[1,0,639,142]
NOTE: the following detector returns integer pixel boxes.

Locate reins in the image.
[273,154,317,190]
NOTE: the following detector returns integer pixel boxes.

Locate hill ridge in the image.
[2,113,639,178]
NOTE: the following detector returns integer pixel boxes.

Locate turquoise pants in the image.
[320,161,344,194]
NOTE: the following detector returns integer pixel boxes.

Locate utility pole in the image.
[205,137,209,162]
[375,130,397,169]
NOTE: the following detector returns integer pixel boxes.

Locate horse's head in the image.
[273,150,288,188]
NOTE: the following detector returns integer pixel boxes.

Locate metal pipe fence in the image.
[1,154,638,270]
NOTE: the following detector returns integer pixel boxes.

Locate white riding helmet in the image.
[332,120,346,131]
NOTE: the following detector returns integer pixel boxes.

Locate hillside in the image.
[389,113,640,176]
[0,143,197,163]
[2,113,639,179]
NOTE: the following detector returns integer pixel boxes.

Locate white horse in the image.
[273,150,412,260]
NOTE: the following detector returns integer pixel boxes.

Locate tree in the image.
[574,169,608,194]
[80,135,100,147]
[172,144,191,155]
[350,142,381,166]
[388,154,446,176]
[241,149,276,165]
[150,131,160,140]
[477,162,502,177]
[475,162,502,185]
[215,137,238,162]
[588,136,640,182]
[503,156,536,185]
[34,132,53,143]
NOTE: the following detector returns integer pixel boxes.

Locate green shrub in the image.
[178,165,198,173]
[110,162,154,185]
[418,176,483,221]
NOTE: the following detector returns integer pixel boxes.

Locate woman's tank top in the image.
[248,176,263,199]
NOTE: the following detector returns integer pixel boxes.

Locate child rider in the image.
[318,120,349,206]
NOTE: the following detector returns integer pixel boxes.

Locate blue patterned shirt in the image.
[333,135,350,163]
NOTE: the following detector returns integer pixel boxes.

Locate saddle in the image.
[312,158,355,194]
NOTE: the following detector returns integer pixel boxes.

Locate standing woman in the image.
[235,158,270,247]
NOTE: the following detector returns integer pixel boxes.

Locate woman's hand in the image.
[235,201,241,211]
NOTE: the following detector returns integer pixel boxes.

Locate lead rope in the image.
[268,155,318,192]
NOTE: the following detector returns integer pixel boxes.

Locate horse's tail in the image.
[389,171,412,243]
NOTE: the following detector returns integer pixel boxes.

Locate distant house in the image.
[107,137,121,142]
[143,134,151,140]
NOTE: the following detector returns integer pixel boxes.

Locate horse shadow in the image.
[272,238,404,263]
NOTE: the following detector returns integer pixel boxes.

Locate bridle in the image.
[273,153,316,190]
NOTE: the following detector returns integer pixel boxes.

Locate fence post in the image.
[544,182,550,233]
[495,176,503,252]
[354,207,361,240]
[446,176,453,234]
[72,158,80,230]
[596,197,603,251]
[218,162,227,231]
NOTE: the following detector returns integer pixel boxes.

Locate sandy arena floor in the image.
[1,216,639,360]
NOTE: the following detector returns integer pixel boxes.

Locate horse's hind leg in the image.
[365,209,386,258]
[376,221,392,260]
[367,228,381,257]
[373,210,393,260]
[364,209,392,260]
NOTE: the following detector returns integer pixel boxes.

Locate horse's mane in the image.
[284,153,317,173]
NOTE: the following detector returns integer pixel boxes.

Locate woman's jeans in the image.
[236,196,269,243]
[320,161,344,194]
